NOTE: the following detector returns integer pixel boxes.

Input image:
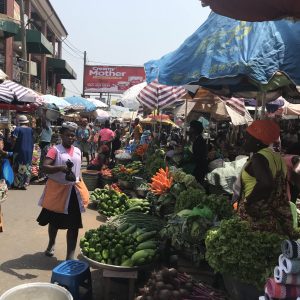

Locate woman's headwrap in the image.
[62,121,78,131]
[246,120,280,145]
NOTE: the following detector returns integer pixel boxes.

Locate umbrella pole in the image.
[254,99,259,120]
[184,98,188,141]
[261,92,266,119]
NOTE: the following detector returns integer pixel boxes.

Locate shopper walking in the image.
[11,115,34,190]
[98,120,115,151]
[75,118,90,165]
[37,122,89,260]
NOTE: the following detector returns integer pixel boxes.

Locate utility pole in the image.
[82,50,87,97]
[19,0,28,87]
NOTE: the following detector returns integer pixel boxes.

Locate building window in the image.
[0,0,6,14]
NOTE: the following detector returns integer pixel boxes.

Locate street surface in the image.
[0,183,103,297]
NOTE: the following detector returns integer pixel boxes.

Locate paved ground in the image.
[0,183,107,298]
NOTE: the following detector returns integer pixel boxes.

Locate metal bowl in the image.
[80,250,138,271]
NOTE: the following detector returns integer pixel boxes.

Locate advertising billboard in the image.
[84,65,145,94]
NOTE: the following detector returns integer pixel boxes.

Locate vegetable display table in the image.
[81,252,138,300]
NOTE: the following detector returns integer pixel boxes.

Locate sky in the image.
[50,0,211,98]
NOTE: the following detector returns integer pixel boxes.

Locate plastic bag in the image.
[1,159,14,187]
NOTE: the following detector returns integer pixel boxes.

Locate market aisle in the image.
[0,184,100,295]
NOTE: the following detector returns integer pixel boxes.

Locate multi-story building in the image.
[0,0,76,95]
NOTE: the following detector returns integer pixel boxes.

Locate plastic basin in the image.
[0,283,73,300]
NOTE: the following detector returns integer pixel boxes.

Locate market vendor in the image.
[189,120,208,185]
[37,121,89,260]
[237,120,297,238]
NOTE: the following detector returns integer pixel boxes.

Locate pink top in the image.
[99,128,115,142]
[46,144,81,185]
[47,145,74,159]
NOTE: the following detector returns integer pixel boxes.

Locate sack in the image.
[1,159,14,187]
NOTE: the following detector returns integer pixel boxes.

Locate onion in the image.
[158,289,171,300]
[168,268,178,277]
[155,281,165,290]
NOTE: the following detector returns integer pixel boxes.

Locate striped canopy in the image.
[0,80,30,102]
[137,80,186,111]
[0,84,15,103]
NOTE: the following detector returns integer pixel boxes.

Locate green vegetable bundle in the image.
[145,149,166,177]
[107,211,166,232]
[174,188,233,221]
[175,188,206,213]
[205,218,285,288]
[126,198,151,214]
[91,188,129,217]
[81,224,159,267]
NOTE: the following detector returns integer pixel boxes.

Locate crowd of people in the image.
[2,114,300,255]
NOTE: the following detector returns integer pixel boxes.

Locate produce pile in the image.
[112,161,144,182]
[90,188,129,217]
[205,218,284,288]
[108,211,166,233]
[150,167,173,196]
[145,149,166,177]
[136,268,227,300]
[81,223,159,267]
[127,198,151,213]
[100,167,113,178]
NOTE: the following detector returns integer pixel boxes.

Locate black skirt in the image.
[37,187,83,229]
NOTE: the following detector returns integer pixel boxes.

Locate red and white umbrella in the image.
[0,80,30,102]
[137,80,186,111]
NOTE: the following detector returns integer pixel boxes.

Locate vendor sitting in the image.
[87,145,110,171]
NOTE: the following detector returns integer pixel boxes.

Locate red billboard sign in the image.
[84,65,146,94]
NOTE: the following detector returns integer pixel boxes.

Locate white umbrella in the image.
[119,82,147,110]
[85,97,108,108]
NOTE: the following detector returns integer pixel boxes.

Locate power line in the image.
[69,80,82,94]
[86,59,143,67]
[64,38,84,54]
[62,39,84,57]
[62,46,83,60]
[65,87,81,96]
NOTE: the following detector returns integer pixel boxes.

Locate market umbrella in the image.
[137,80,186,112]
[85,97,108,109]
[144,13,300,103]
[274,99,300,116]
[64,96,96,112]
[0,80,30,102]
[119,82,147,110]
[200,0,300,22]
[42,94,73,111]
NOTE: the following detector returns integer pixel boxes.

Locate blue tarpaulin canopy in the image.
[145,13,300,102]
[64,96,96,112]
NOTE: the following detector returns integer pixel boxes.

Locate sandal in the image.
[44,248,54,257]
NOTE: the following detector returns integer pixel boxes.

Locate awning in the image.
[15,29,53,55]
[47,57,77,79]
[0,18,20,38]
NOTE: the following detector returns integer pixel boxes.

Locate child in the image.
[87,145,109,171]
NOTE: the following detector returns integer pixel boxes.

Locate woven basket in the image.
[82,170,100,191]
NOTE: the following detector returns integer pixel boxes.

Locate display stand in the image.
[81,252,139,300]
[100,268,138,300]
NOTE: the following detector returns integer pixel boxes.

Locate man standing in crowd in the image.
[38,116,53,182]
[133,118,143,143]
[75,118,90,165]
[189,120,208,185]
